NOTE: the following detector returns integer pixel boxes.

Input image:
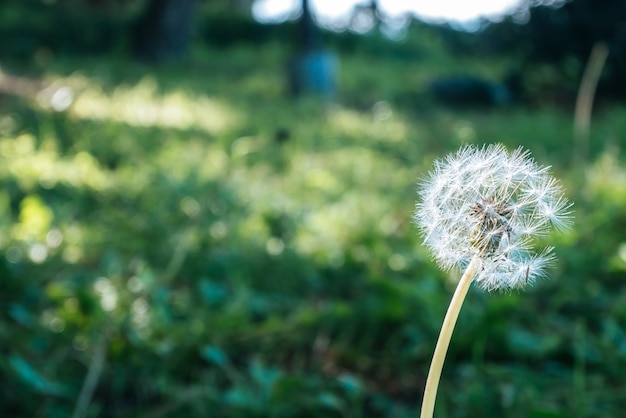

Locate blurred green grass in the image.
[1,32,626,418]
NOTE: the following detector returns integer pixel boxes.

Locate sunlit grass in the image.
[70,75,242,135]
[2,38,626,418]
[0,134,112,191]
[327,104,409,142]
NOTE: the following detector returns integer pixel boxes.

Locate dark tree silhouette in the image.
[475,0,626,99]
[287,0,338,98]
[132,0,196,62]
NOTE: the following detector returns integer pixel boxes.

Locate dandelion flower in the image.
[415,143,572,291]
[415,144,572,418]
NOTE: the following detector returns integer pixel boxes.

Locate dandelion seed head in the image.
[415,144,572,291]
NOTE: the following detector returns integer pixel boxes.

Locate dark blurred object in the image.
[274,128,290,144]
[202,15,298,48]
[132,0,196,62]
[525,0,626,99]
[0,0,131,59]
[427,71,520,107]
[469,0,626,100]
[287,0,338,98]
[0,0,197,63]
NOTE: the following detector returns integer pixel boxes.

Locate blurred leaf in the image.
[8,304,34,326]
[317,392,344,411]
[602,318,626,357]
[198,278,228,304]
[506,327,561,357]
[224,387,257,409]
[337,373,363,398]
[201,346,230,367]
[250,360,281,396]
[8,355,70,397]
[15,194,53,241]
[530,411,569,418]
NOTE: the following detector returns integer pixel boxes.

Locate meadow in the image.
[2,25,626,418]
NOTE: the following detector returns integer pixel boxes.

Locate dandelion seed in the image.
[415,143,573,418]
[415,143,572,291]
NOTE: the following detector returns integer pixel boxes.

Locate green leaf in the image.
[250,360,281,396]
[201,346,230,367]
[225,387,257,409]
[8,304,34,326]
[337,373,362,398]
[9,355,69,397]
[317,392,344,411]
[198,278,228,304]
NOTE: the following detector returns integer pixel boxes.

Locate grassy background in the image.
[1,21,626,418]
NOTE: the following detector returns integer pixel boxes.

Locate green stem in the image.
[420,256,480,418]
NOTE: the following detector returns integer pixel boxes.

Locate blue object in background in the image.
[289,49,339,98]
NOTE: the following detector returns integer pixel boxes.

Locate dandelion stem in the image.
[420,256,480,418]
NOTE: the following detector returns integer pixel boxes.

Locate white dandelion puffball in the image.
[415,144,572,291]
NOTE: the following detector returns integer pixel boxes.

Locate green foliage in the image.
[0,0,140,59]
[1,30,626,418]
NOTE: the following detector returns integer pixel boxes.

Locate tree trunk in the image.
[132,0,196,62]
